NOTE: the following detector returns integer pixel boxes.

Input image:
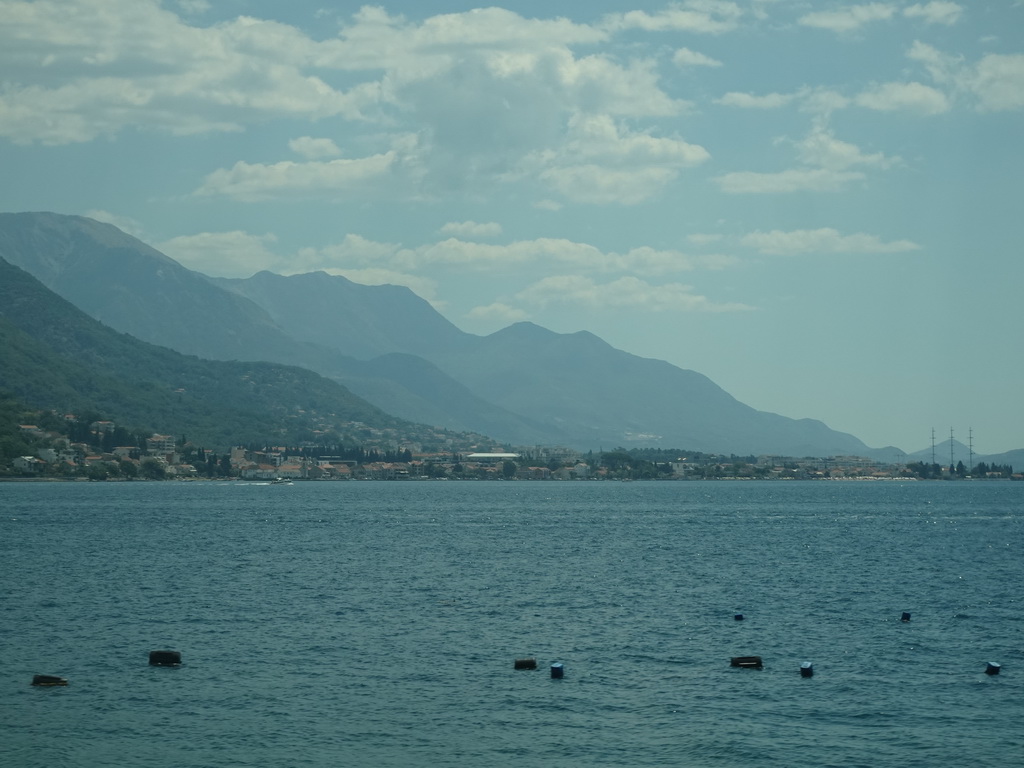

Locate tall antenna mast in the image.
[969,428,974,475]
[931,428,936,467]
[950,427,955,470]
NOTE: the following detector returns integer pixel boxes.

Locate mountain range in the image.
[1,211,1006,461]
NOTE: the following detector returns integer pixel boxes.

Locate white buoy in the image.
[550,663,564,679]
[800,661,814,678]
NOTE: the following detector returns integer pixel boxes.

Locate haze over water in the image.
[2,480,1020,767]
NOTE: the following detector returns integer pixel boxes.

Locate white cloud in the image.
[564,114,709,165]
[855,81,949,114]
[798,3,896,33]
[539,164,680,205]
[906,42,1024,112]
[322,11,686,199]
[740,228,921,255]
[715,168,865,194]
[0,1,381,145]
[903,2,963,26]
[291,234,731,278]
[717,86,849,113]
[716,85,854,115]
[602,2,743,35]
[156,230,280,277]
[288,136,342,159]
[715,119,895,194]
[322,5,673,121]
[553,54,683,118]
[335,5,606,71]
[969,53,1024,111]
[516,275,753,312]
[799,88,852,114]
[439,221,503,238]
[294,234,419,272]
[83,209,146,239]
[0,0,673,155]
[906,40,962,84]
[795,121,896,170]
[300,235,604,274]
[419,237,603,268]
[195,152,398,201]
[716,91,797,108]
[466,302,530,325]
[673,48,723,68]
[528,113,709,204]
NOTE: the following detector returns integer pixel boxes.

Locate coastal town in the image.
[5,418,1018,482]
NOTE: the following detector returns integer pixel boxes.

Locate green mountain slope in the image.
[0,257,412,450]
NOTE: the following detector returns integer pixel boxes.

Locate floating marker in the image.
[985,662,1001,676]
[901,612,911,622]
[730,656,763,669]
[149,650,182,666]
[800,661,814,678]
[31,674,68,687]
[734,614,744,621]
[550,663,564,679]
[514,658,537,670]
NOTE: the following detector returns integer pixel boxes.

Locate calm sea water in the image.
[1,480,1021,767]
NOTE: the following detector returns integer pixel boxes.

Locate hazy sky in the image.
[2,0,1022,453]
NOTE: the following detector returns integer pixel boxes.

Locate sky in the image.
[2,0,1022,454]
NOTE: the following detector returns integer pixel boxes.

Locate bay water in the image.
[1,480,1020,767]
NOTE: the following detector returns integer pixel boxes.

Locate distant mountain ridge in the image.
[212,270,472,360]
[0,211,950,458]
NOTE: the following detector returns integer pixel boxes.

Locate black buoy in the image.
[985,662,1001,676]
[31,674,68,687]
[734,613,744,621]
[514,658,537,670]
[149,650,182,666]
[550,662,564,679]
[730,656,763,669]
[901,612,911,622]
[800,661,814,678]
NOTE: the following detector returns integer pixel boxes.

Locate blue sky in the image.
[2,0,1022,453]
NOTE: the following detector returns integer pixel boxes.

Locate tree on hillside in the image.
[140,458,166,480]
[601,450,632,472]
